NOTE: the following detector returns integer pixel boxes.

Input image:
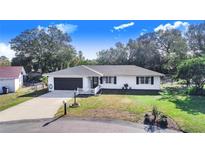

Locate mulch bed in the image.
[143,111,181,131]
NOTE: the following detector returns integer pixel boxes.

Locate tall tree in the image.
[127,33,162,71]
[10,26,76,73]
[97,42,128,65]
[0,56,10,66]
[154,29,188,74]
[186,23,205,56]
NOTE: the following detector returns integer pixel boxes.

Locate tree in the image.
[127,33,162,72]
[69,50,97,66]
[97,42,128,65]
[0,56,10,66]
[10,26,76,73]
[154,29,188,74]
[177,57,205,94]
[186,23,205,56]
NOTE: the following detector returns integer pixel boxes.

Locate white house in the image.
[44,65,164,95]
[0,66,26,93]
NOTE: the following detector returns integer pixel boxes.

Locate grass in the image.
[0,87,48,111]
[57,86,205,133]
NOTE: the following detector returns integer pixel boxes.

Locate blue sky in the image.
[0,20,204,60]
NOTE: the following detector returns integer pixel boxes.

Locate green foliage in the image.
[128,33,162,72]
[177,57,205,95]
[155,29,188,74]
[97,29,188,74]
[186,23,205,56]
[0,56,10,66]
[40,76,48,86]
[97,42,128,65]
[0,87,47,111]
[10,26,76,73]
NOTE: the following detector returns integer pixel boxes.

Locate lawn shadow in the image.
[19,89,48,97]
[160,87,205,115]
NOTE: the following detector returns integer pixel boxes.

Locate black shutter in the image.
[151,76,154,85]
[136,77,139,84]
[100,77,103,84]
[114,76,117,84]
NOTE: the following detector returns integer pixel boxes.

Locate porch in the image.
[76,76,101,95]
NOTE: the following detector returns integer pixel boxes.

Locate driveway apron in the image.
[0,90,73,122]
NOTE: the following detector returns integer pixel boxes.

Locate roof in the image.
[44,65,102,77]
[0,66,26,79]
[45,65,164,77]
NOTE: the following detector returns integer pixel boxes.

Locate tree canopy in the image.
[10,26,77,73]
[177,57,205,94]
[97,29,188,74]
[186,23,205,56]
[0,56,10,66]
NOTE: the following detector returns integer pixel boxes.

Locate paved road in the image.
[0,117,180,133]
[0,90,73,122]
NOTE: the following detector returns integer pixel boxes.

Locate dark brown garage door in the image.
[54,78,83,90]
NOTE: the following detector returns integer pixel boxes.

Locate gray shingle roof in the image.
[44,65,164,77]
[44,65,102,77]
[87,65,164,76]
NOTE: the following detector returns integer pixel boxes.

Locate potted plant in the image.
[123,83,129,90]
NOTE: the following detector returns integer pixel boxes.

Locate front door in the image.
[92,77,99,88]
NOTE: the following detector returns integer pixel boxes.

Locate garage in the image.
[54,78,83,90]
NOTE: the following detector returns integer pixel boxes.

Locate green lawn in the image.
[0,87,48,111]
[57,87,205,133]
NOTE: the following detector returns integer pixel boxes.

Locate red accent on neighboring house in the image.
[0,66,23,79]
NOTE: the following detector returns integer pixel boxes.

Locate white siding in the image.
[100,76,160,90]
[0,74,24,93]
[19,74,23,87]
[14,78,20,91]
[48,76,54,91]
[0,79,16,93]
[48,75,161,91]
[83,77,91,91]
[13,74,24,92]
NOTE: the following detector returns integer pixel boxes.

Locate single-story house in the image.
[44,65,164,95]
[0,66,26,93]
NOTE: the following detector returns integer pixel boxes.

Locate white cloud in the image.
[38,23,78,34]
[113,22,135,31]
[55,24,78,34]
[0,43,15,60]
[140,32,145,36]
[154,21,189,32]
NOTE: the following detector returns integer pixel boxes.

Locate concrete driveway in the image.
[0,90,73,122]
[0,117,180,133]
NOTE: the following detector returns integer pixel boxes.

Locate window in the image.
[138,76,153,84]
[140,77,145,84]
[105,77,111,83]
[145,77,150,84]
[104,76,116,84]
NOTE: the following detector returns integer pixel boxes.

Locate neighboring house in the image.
[44,65,164,95]
[0,66,26,93]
